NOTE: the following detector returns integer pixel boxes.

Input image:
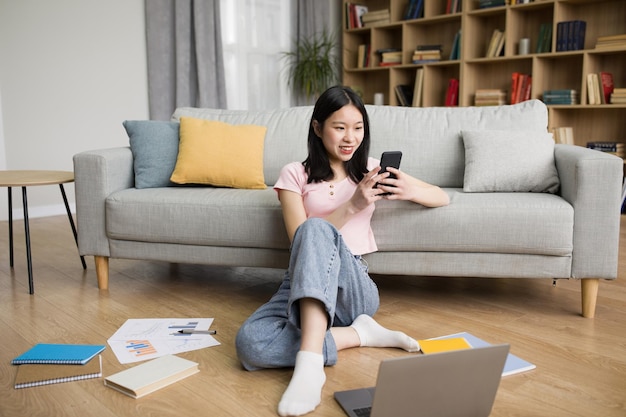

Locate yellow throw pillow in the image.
[170,117,267,189]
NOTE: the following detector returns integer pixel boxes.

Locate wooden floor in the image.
[0,215,625,417]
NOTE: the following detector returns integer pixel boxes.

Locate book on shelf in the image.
[357,44,370,68]
[478,0,506,9]
[377,48,402,66]
[446,0,462,14]
[449,30,461,60]
[486,29,505,58]
[475,89,507,106]
[595,33,626,50]
[412,68,424,107]
[536,23,553,53]
[395,85,414,107]
[551,127,575,145]
[14,355,102,389]
[611,88,626,104]
[543,89,578,105]
[104,354,199,399]
[412,44,442,64]
[445,78,459,107]
[556,20,586,52]
[345,3,368,30]
[510,72,532,104]
[586,73,604,105]
[12,343,106,365]
[430,332,536,377]
[361,9,390,27]
[404,0,424,20]
[587,142,625,158]
[599,72,614,104]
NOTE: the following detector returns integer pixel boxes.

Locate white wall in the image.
[0,0,149,221]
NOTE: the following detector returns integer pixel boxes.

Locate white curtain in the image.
[220,0,294,110]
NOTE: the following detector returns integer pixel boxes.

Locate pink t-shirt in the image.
[274,157,379,255]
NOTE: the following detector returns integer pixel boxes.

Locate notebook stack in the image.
[12,343,105,389]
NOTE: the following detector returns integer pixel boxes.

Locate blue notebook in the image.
[12,344,106,365]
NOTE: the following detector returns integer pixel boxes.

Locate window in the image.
[220,0,294,110]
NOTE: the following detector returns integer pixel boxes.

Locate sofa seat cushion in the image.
[372,189,574,256]
[107,187,573,258]
[106,188,290,249]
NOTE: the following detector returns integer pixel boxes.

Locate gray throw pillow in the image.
[123,120,180,189]
[462,130,560,193]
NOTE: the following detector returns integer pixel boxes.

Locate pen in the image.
[177,329,217,335]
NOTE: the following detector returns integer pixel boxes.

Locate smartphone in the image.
[377,151,402,194]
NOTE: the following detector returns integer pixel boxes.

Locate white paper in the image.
[108,318,220,364]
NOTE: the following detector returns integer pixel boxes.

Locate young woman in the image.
[235,86,450,417]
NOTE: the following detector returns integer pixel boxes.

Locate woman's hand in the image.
[376,167,450,207]
[348,167,389,212]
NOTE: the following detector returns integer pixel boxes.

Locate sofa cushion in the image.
[170,117,268,189]
[106,187,289,249]
[372,190,573,256]
[462,130,560,193]
[123,120,179,189]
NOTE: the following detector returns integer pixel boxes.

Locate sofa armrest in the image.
[554,144,623,279]
[73,147,135,257]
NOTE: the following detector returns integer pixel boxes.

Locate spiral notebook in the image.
[14,355,103,389]
[11,344,106,365]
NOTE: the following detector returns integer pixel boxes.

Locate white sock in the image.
[350,314,420,352]
[278,351,326,417]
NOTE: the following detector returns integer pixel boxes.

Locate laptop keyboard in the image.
[353,406,372,417]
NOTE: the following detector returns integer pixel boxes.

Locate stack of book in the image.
[486,29,505,57]
[587,142,624,159]
[474,89,507,106]
[361,9,390,27]
[611,88,626,104]
[536,23,553,53]
[551,127,575,145]
[12,343,105,389]
[377,48,402,66]
[345,3,368,29]
[543,89,578,105]
[586,72,613,104]
[510,72,532,104]
[556,20,586,51]
[412,44,442,64]
[404,0,424,20]
[595,33,626,49]
[478,0,505,9]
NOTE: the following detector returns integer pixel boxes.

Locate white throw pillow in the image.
[462,130,560,193]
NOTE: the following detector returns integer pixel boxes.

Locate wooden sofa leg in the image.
[581,278,599,318]
[94,256,110,290]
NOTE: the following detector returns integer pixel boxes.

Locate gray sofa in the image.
[73,100,623,318]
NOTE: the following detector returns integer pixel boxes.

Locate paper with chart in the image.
[107,318,219,364]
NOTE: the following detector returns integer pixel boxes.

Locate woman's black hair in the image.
[303,85,371,184]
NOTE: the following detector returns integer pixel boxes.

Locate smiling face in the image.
[313,104,365,172]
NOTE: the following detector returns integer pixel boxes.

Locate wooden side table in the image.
[0,170,86,294]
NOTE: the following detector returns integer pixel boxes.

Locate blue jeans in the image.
[235,218,380,371]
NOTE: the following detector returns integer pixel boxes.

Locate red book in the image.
[445,78,459,106]
[510,72,520,104]
[600,72,614,104]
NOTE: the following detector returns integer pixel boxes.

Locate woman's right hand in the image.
[348,167,387,213]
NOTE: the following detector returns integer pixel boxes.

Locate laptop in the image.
[334,344,509,417]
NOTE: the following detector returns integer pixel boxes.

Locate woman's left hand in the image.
[377,167,451,207]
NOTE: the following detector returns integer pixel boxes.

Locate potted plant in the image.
[282,29,339,104]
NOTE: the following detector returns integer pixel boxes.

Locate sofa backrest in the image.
[173,99,548,187]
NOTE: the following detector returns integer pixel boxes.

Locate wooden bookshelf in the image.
[342,0,626,152]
